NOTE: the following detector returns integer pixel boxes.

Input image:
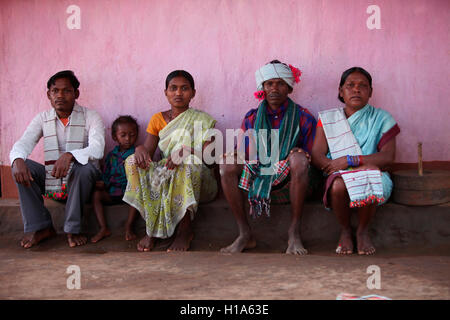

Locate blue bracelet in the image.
[347,155,360,167]
[347,155,352,167]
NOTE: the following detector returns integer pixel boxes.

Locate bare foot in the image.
[20,227,56,249]
[286,230,308,255]
[220,234,256,253]
[137,235,155,252]
[167,230,194,252]
[336,228,354,255]
[67,233,88,248]
[125,228,137,241]
[357,230,376,255]
[90,228,111,243]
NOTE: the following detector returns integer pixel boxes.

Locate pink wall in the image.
[1,0,449,165]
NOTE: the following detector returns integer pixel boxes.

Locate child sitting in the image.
[91,115,139,243]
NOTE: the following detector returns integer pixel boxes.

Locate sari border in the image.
[377,123,400,151]
[158,108,194,141]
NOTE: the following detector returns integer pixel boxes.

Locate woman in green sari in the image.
[123,70,218,252]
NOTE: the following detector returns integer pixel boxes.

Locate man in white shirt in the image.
[10,70,105,248]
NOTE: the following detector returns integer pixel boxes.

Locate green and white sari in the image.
[123,108,218,238]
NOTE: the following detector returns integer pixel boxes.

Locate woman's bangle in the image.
[347,155,360,167]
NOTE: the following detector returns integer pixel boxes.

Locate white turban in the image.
[255,62,296,91]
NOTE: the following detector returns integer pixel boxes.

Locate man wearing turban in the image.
[220,60,318,255]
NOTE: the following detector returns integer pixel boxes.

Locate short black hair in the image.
[111,115,139,139]
[338,67,372,103]
[165,70,195,90]
[47,70,80,90]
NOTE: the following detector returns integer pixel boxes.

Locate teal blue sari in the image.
[325,104,400,206]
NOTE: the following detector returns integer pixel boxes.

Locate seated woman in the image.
[311,67,400,255]
[123,70,218,252]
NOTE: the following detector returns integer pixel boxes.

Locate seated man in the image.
[10,70,105,248]
[220,60,318,255]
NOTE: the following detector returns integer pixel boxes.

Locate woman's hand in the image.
[166,145,193,170]
[134,145,152,169]
[321,156,348,175]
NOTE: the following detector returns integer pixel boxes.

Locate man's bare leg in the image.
[67,233,88,247]
[286,151,309,255]
[219,156,256,253]
[330,177,353,255]
[356,204,377,255]
[21,226,56,249]
[167,213,194,252]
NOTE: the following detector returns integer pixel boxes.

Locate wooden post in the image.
[418,142,423,176]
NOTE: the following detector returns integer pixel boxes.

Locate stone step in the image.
[0,197,449,251]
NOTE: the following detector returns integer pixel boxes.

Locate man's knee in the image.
[288,152,309,179]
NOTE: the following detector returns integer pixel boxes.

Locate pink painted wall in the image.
[1,0,449,166]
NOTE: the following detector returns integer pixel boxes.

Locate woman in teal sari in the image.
[312,67,400,255]
[123,70,217,252]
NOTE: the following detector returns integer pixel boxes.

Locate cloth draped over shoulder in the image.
[43,103,85,200]
[238,98,300,218]
[319,104,400,208]
[123,108,218,238]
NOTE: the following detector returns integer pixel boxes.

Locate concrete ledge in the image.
[1,197,449,251]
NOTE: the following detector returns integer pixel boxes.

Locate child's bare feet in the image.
[91,228,111,243]
[125,206,137,241]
